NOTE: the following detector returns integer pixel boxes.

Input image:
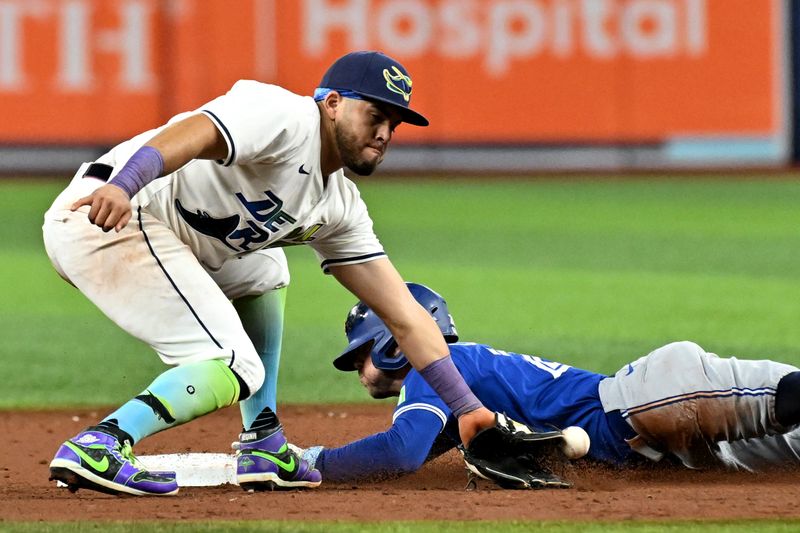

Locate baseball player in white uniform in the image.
[44,51,497,496]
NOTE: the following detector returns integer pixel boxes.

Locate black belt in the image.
[82,163,113,181]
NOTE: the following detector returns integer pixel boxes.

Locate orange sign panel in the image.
[0,0,784,144]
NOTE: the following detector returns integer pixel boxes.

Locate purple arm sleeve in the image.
[108,146,165,198]
[418,355,482,418]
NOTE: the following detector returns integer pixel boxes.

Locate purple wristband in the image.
[418,355,483,418]
[108,146,165,198]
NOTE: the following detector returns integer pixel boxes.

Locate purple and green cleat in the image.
[236,427,322,490]
[49,429,179,496]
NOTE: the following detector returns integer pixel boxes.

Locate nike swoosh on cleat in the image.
[251,447,296,473]
[64,442,110,473]
[298,164,310,175]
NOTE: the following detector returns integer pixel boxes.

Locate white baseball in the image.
[561,426,590,459]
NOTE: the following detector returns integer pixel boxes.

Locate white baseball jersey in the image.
[95,80,386,272]
[43,80,388,393]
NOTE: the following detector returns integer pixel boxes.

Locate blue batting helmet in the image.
[332,283,458,372]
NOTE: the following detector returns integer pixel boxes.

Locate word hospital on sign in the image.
[303,0,708,75]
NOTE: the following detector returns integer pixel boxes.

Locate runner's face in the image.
[354,348,404,399]
[335,99,402,176]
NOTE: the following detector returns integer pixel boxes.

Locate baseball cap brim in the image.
[353,92,429,127]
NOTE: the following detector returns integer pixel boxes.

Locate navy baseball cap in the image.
[318,51,429,127]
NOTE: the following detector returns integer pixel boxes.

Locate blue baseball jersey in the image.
[317,342,635,482]
[397,343,627,462]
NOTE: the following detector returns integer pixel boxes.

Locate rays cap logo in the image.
[317,50,429,127]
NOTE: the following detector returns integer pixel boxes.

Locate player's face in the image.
[335,99,403,176]
[353,347,406,399]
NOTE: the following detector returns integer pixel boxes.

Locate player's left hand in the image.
[303,446,324,470]
[71,184,132,232]
[287,443,323,470]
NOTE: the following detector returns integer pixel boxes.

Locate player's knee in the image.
[215,250,290,299]
[250,251,290,295]
[640,341,709,386]
[648,341,704,366]
[667,340,703,354]
[231,347,266,401]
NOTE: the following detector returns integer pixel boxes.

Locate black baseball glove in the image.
[459,412,571,490]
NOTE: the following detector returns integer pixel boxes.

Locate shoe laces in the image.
[117,440,140,466]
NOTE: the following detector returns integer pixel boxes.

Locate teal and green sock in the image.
[100,359,241,443]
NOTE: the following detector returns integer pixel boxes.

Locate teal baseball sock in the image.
[235,288,286,429]
[100,359,241,444]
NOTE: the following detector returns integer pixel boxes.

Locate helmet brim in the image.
[332,339,374,372]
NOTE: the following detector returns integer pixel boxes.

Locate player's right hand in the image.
[71,184,132,233]
[457,407,496,446]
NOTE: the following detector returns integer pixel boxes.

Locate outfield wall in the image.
[0,0,792,173]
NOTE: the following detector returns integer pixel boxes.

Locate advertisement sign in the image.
[0,0,788,165]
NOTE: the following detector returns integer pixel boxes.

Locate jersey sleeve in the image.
[393,370,452,424]
[199,81,315,167]
[309,180,386,273]
[316,371,455,482]
[316,409,444,482]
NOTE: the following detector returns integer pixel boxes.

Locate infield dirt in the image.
[3,405,799,522]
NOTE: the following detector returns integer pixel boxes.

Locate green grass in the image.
[1,177,799,407]
[3,520,800,532]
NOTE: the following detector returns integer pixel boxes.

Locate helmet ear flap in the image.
[371,338,408,371]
